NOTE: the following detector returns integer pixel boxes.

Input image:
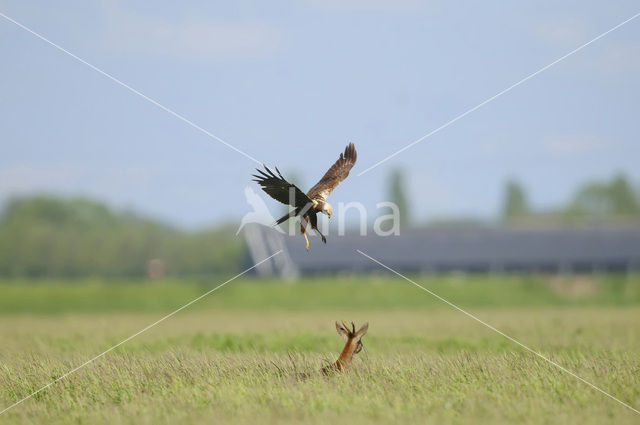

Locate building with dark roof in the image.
[243,224,640,276]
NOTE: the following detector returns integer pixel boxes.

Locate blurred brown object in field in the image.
[546,275,597,297]
[147,258,165,280]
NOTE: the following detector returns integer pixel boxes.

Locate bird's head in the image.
[322,203,333,218]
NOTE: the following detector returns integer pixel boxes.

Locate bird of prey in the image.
[253,143,357,250]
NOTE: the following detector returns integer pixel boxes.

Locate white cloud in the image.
[593,42,640,75]
[308,0,428,13]
[534,16,640,77]
[536,17,589,49]
[0,164,84,194]
[102,4,281,61]
[543,133,603,157]
[0,162,157,202]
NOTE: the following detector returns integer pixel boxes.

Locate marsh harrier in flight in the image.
[253,143,357,250]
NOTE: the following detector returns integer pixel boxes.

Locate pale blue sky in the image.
[1,1,639,228]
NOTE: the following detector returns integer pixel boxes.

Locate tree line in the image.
[2,172,638,278]
[502,173,640,224]
[386,170,640,228]
[0,196,244,278]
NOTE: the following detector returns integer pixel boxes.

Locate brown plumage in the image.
[252,143,357,250]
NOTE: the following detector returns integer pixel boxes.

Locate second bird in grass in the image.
[253,143,357,251]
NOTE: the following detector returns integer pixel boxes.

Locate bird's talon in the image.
[321,236,327,243]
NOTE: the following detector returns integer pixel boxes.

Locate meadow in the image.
[1,273,639,424]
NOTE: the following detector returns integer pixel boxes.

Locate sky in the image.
[1,1,639,228]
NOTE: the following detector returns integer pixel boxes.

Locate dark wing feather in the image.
[306,143,357,201]
[253,165,311,209]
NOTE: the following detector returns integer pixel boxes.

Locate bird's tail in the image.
[275,210,296,225]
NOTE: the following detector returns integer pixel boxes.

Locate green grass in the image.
[1,274,639,424]
[1,273,639,314]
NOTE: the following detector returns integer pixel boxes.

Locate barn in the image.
[243,225,640,276]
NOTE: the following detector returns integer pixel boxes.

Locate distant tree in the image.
[565,174,640,221]
[501,179,529,222]
[387,169,410,228]
[610,174,640,215]
[0,195,244,278]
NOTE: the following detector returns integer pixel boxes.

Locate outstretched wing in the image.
[306,143,357,201]
[253,165,312,209]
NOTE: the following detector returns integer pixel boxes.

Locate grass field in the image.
[1,274,639,424]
